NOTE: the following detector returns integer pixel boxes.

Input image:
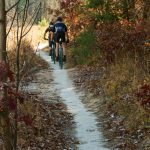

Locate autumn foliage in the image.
[137,83,150,109]
[0,61,34,126]
[60,0,150,149]
[95,21,147,63]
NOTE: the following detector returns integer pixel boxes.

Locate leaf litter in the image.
[18,68,78,150]
[70,65,150,150]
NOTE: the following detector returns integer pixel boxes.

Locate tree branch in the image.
[6,0,21,13]
[22,3,41,38]
[6,9,17,37]
[23,2,41,33]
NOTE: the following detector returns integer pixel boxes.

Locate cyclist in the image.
[51,16,69,62]
[44,21,54,56]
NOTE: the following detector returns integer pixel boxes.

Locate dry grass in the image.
[7,25,48,50]
[72,55,150,149]
[7,38,48,82]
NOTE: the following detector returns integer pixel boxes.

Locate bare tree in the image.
[0,0,7,60]
[0,0,13,150]
[0,0,41,149]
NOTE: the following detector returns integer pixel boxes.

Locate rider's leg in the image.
[62,42,66,61]
[54,33,60,61]
[60,32,67,61]
[55,42,59,61]
[62,42,66,56]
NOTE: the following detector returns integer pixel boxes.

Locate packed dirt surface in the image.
[18,68,78,150]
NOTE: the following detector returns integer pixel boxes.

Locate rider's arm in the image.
[64,24,69,41]
[50,25,55,41]
[44,32,47,39]
[50,31,54,41]
[65,31,69,40]
[44,28,49,39]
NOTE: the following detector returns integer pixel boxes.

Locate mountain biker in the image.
[44,21,54,56]
[51,16,69,62]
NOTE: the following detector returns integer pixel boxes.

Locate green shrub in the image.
[86,0,104,8]
[38,18,48,27]
[95,13,119,22]
[72,28,97,64]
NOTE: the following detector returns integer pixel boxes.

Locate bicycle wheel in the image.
[58,47,63,69]
[51,44,55,64]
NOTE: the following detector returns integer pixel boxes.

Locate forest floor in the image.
[71,66,150,150]
[18,65,78,149]
[17,43,149,150]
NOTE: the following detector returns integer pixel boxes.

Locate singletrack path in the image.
[38,44,109,150]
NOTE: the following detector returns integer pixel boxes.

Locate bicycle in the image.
[57,39,69,69]
[51,41,56,64]
[44,38,56,64]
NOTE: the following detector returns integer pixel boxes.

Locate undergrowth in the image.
[72,27,97,65]
[8,39,48,80]
[71,21,150,149]
[100,59,150,149]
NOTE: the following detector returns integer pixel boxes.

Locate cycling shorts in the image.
[54,32,65,43]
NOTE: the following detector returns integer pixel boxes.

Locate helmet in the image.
[49,21,54,28]
[49,21,54,25]
[56,16,62,22]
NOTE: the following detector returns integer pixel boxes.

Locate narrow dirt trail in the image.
[38,44,109,150]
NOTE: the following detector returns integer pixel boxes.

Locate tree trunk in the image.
[0,0,6,60]
[0,0,13,149]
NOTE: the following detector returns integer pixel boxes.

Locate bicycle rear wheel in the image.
[58,47,63,69]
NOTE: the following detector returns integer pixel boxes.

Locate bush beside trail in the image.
[70,22,150,149]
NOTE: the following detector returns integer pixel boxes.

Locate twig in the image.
[23,2,41,33]
[6,0,21,13]
[6,9,17,37]
[22,3,41,38]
